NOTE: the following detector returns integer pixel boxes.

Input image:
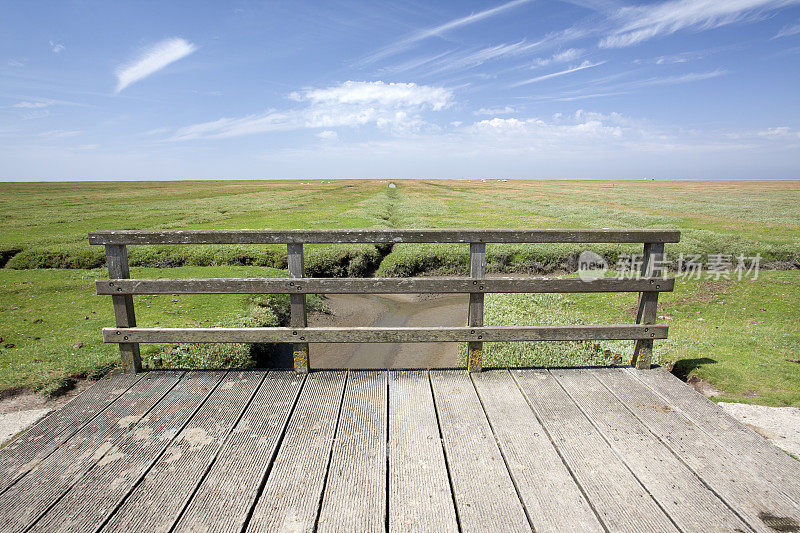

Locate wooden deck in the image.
[2,368,800,533]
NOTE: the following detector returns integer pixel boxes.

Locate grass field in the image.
[1,179,798,405]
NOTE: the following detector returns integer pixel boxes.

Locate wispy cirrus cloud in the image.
[39,130,82,139]
[420,40,546,74]
[12,100,54,109]
[619,69,727,88]
[49,41,65,53]
[361,0,534,64]
[115,37,197,93]
[511,60,605,87]
[8,97,91,110]
[600,0,800,48]
[531,68,727,101]
[530,48,584,67]
[169,81,453,141]
[773,18,800,37]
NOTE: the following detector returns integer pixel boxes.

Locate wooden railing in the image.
[89,229,679,373]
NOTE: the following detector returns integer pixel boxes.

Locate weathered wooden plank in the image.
[103,324,669,344]
[552,368,750,532]
[388,371,458,533]
[101,371,266,533]
[597,367,800,532]
[89,228,681,245]
[246,371,347,533]
[512,369,679,532]
[0,372,141,495]
[171,371,303,533]
[288,243,309,373]
[317,371,387,532]
[105,244,141,372]
[95,276,675,295]
[29,372,224,533]
[468,242,486,372]
[630,367,800,504]
[632,242,665,369]
[429,370,531,532]
[0,371,182,533]
[471,370,603,532]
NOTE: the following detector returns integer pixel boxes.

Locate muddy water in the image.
[308,293,468,368]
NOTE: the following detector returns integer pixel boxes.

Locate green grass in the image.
[0,266,286,394]
[1,179,798,404]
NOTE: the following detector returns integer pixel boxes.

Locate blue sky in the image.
[2,0,800,180]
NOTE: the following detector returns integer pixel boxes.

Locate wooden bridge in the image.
[2,229,800,532]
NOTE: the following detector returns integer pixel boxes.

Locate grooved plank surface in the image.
[388,371,458,533]
[0,371,182,533]
[171,371,303,533]
[2,368,796,533]
[246,371,347,533]
[552,368,749,532]
[317,371,387,532]
[630,367,800,503]
[472,370,603,532]
[29,372,224,533]
[430,370,531,532]
[0,372,141,494]
[512,369,679,532]
[102,371,265,533]
[598,368,800,533]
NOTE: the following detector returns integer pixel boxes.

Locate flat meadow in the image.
[1,179,798,405]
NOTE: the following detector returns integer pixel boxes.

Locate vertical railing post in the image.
[631,242,665,369]
[105,244,141,373]
[288,243,309,373]
[467,242,486,372]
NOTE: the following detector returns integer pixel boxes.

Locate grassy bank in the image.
[0,266,299,394]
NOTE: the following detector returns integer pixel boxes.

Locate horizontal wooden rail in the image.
[103,324,668,344]
[88,228,680,245]
[95,276,674,295]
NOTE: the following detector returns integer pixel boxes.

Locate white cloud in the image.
[758,126,800,138]
[49,41,65,53]
[12,100,54,109]
[21,110,50,120]
[317,130,338,140]
[115,37,197,93]
[474,106,517,115]
[470,115,624,140]
[8,59,25,67]
[774,19,800,38]
[39,130,82,139]
[511,60,606,87]
[170,81,453,141]
[530,48,584,67]
[600,0,800,48]
[362,0,534,63]
[293,81,451,111]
